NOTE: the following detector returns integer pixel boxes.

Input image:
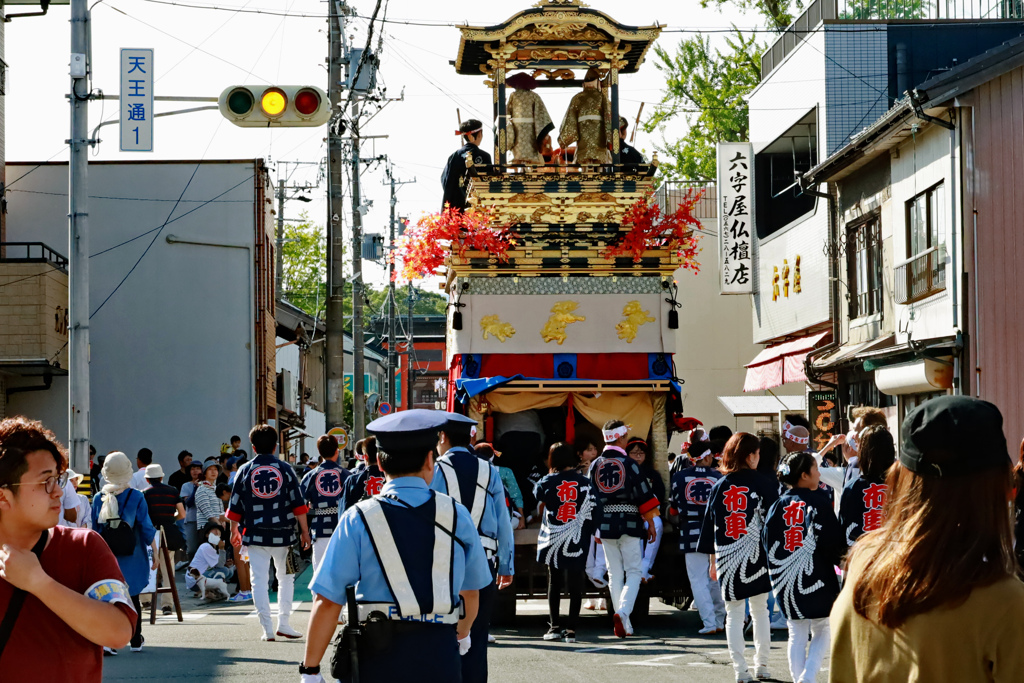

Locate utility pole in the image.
[276,178,285,296]
[406,282,416,409]
[274,162,316,299]
[68,0,92,473]
[325,1,348,431]
[384,166,414,410]
[349,98,365,439]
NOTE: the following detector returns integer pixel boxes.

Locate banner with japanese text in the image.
[717,142,753,294]
[808,389,838,453]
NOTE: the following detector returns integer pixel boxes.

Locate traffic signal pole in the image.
[325,1,348,432]
[68,0,92,473]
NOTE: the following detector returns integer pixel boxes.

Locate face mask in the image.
[208,533,221,546]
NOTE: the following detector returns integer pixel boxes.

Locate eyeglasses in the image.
[1,471,70,495]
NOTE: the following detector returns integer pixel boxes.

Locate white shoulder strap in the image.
[431,494,456,615]
[439,459,462,503]
[357,498,421,617]
[469,459,490,530]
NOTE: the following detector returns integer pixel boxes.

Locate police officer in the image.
[433,413,514,683]
[299,409,492,683]
[342,435,385,511]
[301,434,352,574]
[441,119,492,212]
[227,424,311,641]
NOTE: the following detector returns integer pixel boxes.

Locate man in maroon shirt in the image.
[0,416,136,680]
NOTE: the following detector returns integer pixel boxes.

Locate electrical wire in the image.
[88,175,255,258]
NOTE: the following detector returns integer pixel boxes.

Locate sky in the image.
[4,0,761,294]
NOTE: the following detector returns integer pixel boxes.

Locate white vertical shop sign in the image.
[717,142,754,294]
[120,48,154,152]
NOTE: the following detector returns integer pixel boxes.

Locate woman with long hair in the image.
[838,425,896,546]
[831,396,1024,681]
[626,437,665,581]
[697,433,779,682]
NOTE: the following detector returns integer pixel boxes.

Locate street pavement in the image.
[103,567,827,682]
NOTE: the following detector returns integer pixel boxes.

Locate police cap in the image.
[900,395,1010,478]
[442,412,477,439]
[367,408,448,454]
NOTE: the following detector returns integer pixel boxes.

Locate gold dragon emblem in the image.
[540,301,586,345]
[480,315,517,343]
[615,300,656,343]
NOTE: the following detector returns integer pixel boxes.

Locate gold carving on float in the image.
[480,315,517,343]
[532,68,576,80]
[510,24,607,42]
[574,192,616,203]
[615,301,655,343]
[541,301,586,345]
[507,193,552,204]
[532,0,590,7]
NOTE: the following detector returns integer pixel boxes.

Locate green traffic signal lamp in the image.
[219,85,330,127]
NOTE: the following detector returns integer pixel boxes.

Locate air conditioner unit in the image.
[281,369,298,413]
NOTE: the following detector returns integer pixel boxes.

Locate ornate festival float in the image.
[394,0,703,619]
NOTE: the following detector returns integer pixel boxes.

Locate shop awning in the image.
[743,331,830,392]
[811,334,896,371]
[718,394,807,416]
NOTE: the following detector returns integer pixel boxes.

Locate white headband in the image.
[603,426,629,443]
[697,447,712,459]
[699,432,710,442]
[782,420,810,445]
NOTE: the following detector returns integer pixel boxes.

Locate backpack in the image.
[100,490,138,557]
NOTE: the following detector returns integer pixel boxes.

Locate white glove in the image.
[300,674,325,683]
[458,634,472,656]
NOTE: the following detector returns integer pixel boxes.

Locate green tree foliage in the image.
[699,0,798,31]
[838,0,926,19]
[645,31,763,182]
[280,215,327,318]
[281,216,448,326]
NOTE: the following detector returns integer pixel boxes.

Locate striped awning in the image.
[743,331,830,392]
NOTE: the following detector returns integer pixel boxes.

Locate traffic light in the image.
[218,85,331,127]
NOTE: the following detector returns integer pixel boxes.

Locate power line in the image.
[89,175,255,258]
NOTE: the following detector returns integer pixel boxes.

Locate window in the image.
[847,216,882,319]
[907,183,944,258]
[754,109,818,238]
[896,183,946,304]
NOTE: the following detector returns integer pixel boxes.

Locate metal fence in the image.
[0,242,69,272]
[762,0,1024,78]
[655,180,718,220]
[895,245,946,304]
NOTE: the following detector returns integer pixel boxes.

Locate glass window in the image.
[847,216,882,319]
[906,183,943,258]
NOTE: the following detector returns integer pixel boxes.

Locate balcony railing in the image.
[0,242,68,273]
[895,246,946,304]
[655,180,717,220]
[762,0,1024,79]
[850,287,884,320]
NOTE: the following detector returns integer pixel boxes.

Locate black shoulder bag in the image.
[0,530,48,661]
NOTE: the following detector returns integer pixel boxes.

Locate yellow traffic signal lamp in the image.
[219,85,330,127]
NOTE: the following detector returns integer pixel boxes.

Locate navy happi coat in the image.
[696,468,779,600]
[762,487,845,620]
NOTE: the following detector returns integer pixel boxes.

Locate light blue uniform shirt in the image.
[310,476,492,608]
[430,446,515,576]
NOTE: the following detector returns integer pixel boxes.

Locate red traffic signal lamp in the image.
[219,85,331,127]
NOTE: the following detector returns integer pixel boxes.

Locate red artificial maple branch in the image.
[604,190,704,272]
[392,206,516,280]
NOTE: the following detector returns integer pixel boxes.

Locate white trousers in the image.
[684,552,725,630]
[641,516,663,578]
[248,544,294,635]
[725,593,771,679]
[311,538,331,578]
[602,536,644,617]
[787,617,830,683]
